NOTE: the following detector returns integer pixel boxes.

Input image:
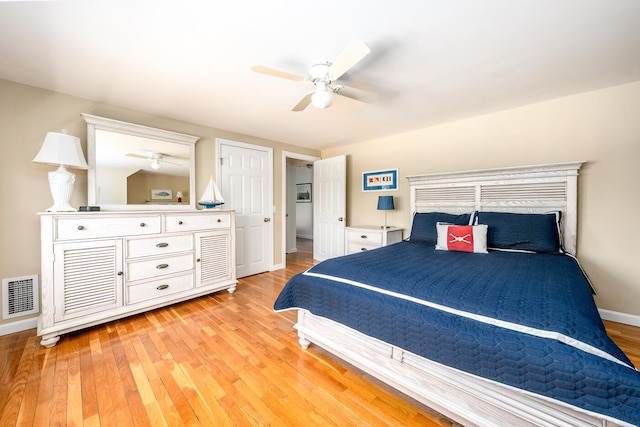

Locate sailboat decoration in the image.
[198,176,225,209]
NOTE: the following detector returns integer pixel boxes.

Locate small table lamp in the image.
[377,195,395,229]
[32,129,88,212]
[176,191,183,203]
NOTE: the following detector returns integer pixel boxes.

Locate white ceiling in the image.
[1,0,639,150]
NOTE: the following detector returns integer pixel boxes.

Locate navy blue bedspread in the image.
[274,241,640,425]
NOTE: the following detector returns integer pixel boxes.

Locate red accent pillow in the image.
[436,223,488,253]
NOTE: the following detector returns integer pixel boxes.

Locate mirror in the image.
[82,114,198,210]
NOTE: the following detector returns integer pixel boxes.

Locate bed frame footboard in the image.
[295,310,623,427]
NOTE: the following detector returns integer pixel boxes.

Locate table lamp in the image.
[32,129,88,212]
[377,195,395,229]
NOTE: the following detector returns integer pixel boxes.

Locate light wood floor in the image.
[1,241,639,426]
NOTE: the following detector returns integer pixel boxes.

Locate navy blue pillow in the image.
[409,212,471,245]
[475,211,562,253]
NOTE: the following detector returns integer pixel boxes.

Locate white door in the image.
[313,155,346,261]
[217,139,272,278]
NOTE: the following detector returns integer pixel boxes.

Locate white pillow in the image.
[436,223,488,253]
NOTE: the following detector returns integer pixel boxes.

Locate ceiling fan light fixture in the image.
[311,83,333,109]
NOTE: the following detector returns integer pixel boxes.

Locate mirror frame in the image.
[82,113,198,211]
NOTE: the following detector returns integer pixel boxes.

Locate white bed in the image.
[289,162,632,427]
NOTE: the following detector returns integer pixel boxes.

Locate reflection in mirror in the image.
[82,114,198,210]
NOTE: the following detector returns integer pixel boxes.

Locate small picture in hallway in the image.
[296,183,311,202]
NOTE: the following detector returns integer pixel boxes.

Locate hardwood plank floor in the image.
[1,241,639,426]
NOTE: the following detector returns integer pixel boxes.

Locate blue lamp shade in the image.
[377,195,395,211]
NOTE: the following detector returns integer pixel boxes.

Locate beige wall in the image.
[323,80,640,317]
[0,79,320,328]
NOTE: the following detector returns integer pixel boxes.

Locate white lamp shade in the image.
[176,191,184,198]
[32,130,88,169]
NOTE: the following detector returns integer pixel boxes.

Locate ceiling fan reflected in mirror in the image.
[251,40,378,111]
[125,152,183,170]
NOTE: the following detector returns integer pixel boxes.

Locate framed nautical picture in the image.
[296,183,312,202]
[362,169,398,191]
[151,189,172,200]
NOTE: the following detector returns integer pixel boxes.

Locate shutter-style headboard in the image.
[406,161,584,254]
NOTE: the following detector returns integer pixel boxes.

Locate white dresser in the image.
[38,210,236,347]
[344,226,403,255]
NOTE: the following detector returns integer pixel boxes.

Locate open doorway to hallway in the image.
[282,151,320,269]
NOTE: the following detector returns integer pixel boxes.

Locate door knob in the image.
[338,217,344,222]
[264,218,271,222]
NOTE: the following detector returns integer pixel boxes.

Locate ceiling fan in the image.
[125,152,182,170]
[251,40,378,111]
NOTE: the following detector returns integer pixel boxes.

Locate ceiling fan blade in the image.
[125,153,149,159]
[251,65,306,82]
[327,40,371,81]
[292,91,314,111]
[333,85,378,103]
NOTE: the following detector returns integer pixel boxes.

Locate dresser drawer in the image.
[127,273,194,305]
[127,234,194,258]
[345,229,383,245]
[56,215,161,240]
[126,253,194,282]
[164,213,231,232]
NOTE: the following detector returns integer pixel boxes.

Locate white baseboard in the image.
[599,309,640,327]
[271,262,284,271]
[0,316,38,336]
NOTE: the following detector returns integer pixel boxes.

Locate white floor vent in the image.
[2,275,39,320]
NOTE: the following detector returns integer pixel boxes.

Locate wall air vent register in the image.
[2,275,39,319]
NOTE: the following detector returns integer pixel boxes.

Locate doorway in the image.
[282,151,320,269]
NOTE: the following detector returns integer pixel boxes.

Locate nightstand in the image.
[344,226,403,255]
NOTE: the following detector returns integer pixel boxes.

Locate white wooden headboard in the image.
[406,161,584,254]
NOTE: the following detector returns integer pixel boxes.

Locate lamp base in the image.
[46,165,77,212]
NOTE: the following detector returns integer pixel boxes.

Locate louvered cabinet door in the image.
[195,230,233,288]
[53,239,123,322]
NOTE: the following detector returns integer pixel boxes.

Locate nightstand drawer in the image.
[345,229,383,245]
[344,226,403,255]
[346,241,381,253]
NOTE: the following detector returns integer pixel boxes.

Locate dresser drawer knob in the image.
[217,219,222,223]
[196,258,201,262]
[361,248,368,251]
[117,271,123,276]
[360,235,367,239]
[156,263,169,269]
[140,223,146,227]
[156,284,169,290]
[156,242,169,248]
[178,221,183,225]
[77,225,84,230]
